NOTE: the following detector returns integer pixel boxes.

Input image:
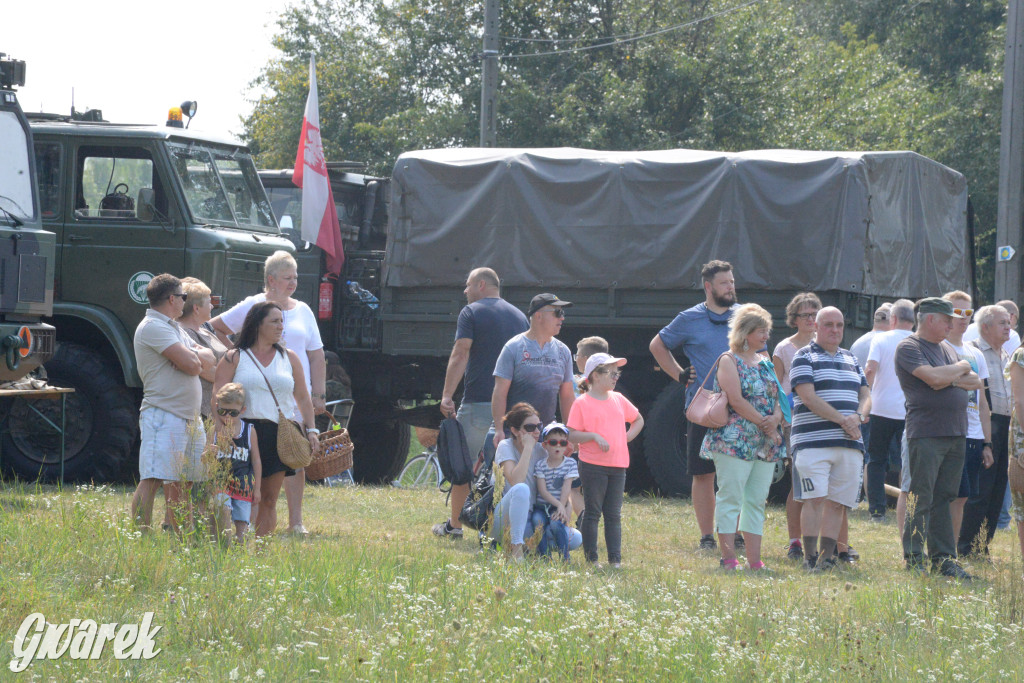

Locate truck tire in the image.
[348,407,411,484]
[643,383,692,497]
[2,343,138,482]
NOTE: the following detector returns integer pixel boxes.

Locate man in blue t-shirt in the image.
[649,260,738,551]
[434,268,529,539]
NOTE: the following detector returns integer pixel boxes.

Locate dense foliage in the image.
[243,0,1007,299]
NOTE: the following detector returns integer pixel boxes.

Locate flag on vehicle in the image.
[293,54,344,274]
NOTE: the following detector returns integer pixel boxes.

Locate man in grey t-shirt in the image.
[895,297,979,580]
[491,293,575,450]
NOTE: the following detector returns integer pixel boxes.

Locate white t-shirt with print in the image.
[948,342,989,440]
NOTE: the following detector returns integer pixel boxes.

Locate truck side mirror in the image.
[137,188,156,222]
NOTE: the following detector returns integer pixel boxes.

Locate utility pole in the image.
[479,0,499,147]
[996,0,1024,302]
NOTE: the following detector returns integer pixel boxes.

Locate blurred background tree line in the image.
[243,0,1006,300]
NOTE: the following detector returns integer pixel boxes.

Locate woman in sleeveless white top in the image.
[209,250,325,536]
[213,301,318,537]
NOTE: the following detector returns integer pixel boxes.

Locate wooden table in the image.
[0,387,76,481]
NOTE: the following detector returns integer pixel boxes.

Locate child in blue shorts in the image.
[210,382,261,543]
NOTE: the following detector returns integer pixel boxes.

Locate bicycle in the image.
[393,445,449,491]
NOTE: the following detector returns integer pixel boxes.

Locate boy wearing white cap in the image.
[567,353,645,567]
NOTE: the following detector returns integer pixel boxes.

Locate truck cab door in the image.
[61,142,185,327]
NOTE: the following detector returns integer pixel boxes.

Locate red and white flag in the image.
[293,55,344,274]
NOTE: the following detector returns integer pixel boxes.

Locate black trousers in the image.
[579,460,627,564]
[958,413,1011,556]
[866,416,905,516]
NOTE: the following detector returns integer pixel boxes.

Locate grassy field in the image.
[2,480,1024,681]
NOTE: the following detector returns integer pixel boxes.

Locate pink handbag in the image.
[685,353,732,428]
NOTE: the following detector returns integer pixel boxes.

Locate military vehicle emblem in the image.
[128,271,153,304]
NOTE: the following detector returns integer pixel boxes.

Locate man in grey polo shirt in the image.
[131,273,215,532]
[896,297,980,580]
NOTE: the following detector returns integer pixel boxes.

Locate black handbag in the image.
[459,466,494,531]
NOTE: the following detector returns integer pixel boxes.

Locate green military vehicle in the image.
[0,56,57,382]
[3,107,292,482]
[265,148,973,495]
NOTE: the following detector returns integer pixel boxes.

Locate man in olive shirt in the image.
[895,298,980,580]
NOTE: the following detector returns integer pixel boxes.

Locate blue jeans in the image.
[492,482,532,546]
[531,506,583,559]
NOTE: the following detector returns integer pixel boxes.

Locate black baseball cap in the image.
[528,293,573,317]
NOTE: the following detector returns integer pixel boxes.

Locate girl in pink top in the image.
[567,353,645,567]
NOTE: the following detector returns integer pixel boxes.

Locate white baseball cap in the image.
[584,352,627,378]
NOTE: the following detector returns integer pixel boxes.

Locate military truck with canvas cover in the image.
[4,114,292,482]
[277,148,972,494]
[0,55,57,383]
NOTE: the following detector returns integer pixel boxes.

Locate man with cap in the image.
[491,293,576,451]
[896,297,981,580]
[649,260,737,551]
[850,303,893,371]
[433,267,528,539]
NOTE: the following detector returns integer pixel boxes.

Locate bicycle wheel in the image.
[394,454,442,489]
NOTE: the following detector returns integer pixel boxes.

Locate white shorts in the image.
[139,407,207,482]
[795,446,863,508]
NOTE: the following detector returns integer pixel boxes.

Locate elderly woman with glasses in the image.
[700,303,786,572]
[176,277,227,419]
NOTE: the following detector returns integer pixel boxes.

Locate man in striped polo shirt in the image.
[790,307,871,572]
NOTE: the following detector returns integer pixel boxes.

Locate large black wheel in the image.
[643,383,692,497]
[347,401,411,484]
[2,343,138,482]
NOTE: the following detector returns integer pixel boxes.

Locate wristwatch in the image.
[984,442,993,449]
[306,428,320,435]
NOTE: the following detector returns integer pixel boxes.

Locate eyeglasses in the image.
[546,439,569,447]
[521,423,542,432]
[216,407,240,417]
[794,312,818,320]
[953,308,974,318]
[598,369,622,379]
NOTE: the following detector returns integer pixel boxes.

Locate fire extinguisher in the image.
[318,277,333,320]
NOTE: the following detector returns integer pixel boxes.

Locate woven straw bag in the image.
[306,416,354,480]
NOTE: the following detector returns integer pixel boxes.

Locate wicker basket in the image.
[307,418,354,481]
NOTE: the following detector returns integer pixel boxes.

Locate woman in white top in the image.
[771,292,820,560]
[213,301,318,537]
[211,250,326,535]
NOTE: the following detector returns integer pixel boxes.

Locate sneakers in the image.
[787,540,804,562]
[870,513,887,524]
[810,555,837,573]
[733,534,745,551]
[932,558,973,582]
[699,534,717,551]
[837,546,859,564]
[287,524,309,536]
[432,520,464,539]
[905,555,928,575]
[803,553,818,571]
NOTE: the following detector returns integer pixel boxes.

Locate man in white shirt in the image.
[960,304,1013,557]
[864,299,915,521]
[964,299,1020,356]
[850,303,892,370]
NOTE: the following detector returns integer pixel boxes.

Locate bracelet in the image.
[984,442,993,449]
[951,378,958,388]
[306,428,320,435]
[313,393,326,399]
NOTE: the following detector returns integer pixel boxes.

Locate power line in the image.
[499,0,765,60]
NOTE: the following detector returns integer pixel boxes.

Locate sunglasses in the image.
[546,439,569,447]
[706,310,730,326]
[521,423,542,432]
[953,308,974,318]
[549,308,565,319]
[171,292,188,302]
[216,407,241,417]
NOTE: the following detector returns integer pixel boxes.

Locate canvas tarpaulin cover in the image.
[385,148,969,297]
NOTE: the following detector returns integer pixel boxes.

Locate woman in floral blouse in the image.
[700,303,785,572]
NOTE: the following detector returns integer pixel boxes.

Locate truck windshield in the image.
[0,110,36,223]
[167,141,277,232]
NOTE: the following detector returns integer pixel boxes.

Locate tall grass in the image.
[1,480,1023,680]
